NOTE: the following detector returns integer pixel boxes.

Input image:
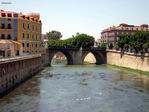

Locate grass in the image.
[104,64,149,76]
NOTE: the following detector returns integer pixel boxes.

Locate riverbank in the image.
[107,50,149,72]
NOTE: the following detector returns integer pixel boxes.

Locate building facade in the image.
[41,34,48,48]
[101,23,149,46]
[0,10,43,54]
[0,40,22,57]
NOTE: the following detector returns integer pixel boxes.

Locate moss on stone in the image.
[104,64,149,76]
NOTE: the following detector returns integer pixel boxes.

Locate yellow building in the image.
[0,10,44,54]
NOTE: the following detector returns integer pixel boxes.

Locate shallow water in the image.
[0,65,149,112]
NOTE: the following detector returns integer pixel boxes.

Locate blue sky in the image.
[0,0,149,39]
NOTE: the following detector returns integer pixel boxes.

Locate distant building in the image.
[41,34,48,48]
[94,39,101,47]
[101,23,149,46]
[0,40,22,57]
[0,10,44,54]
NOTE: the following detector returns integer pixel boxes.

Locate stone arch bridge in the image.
[48,47,107,65]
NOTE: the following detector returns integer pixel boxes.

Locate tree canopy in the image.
[46,30,62,40]
[117,31,149,53]
[48,33,95,48]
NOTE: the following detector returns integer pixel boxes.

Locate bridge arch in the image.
[49,51,73,66]
[82,51,106,64]
[83,52,96,64]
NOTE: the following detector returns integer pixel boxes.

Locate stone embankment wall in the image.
[107,50,149,72]
[41,53,50,66]
[0,54,49,96]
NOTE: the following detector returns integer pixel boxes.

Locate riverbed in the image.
[0,65,149,112]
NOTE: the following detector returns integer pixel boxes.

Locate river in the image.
[0,64,149,112]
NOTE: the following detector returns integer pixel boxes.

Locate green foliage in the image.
[71,33,95,48]
[100,43,107,49]
[118,34,130,50]
[143,42,149,49]
[48,33,95,48]
[117,31,149,53]
[46,30,62,40]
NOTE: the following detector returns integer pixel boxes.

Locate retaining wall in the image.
[107,50,149,72]
[0,55,43,96]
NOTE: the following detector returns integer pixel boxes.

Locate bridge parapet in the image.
[48,47,105,51]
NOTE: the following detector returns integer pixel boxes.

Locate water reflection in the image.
[0,65,149,112]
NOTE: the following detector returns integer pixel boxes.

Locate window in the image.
[22,33,25,38]
[27,17,29,20]
[27,34,29,39]
[23,23,25,29]
[8,19,11,21]
[32,25,34,31]
[22,43,24,47]
[1,24,5,29]
[13,14,18,17]
[7,13,12,17]
[1,13,6,17]
[27,24,30,29]
[27,43,29,47]
[8,24,11,29]
[7,34,11,39]
[1,34,5,39]
[22,15,25,19]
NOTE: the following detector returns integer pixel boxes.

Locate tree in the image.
[143,42,149,53]
[48,33,95,48]
[46,30,62,40]
[117,31,149,53]
[118,34,129,50]
[100,43,107,49]
[72,33,95,48]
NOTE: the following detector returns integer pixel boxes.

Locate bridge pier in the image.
[71,51,83,65]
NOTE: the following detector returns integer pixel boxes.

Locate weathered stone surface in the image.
[107,50,149,72]
[0,55,46,96]
[48,48,106,65]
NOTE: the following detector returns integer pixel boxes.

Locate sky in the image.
[0,0,149,39]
